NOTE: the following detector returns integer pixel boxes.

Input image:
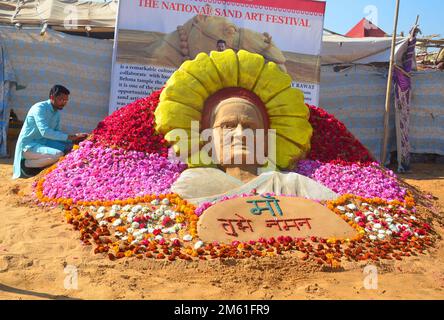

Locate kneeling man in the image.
[13,85,87,178]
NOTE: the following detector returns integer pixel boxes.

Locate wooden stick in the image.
[380,0,401,164]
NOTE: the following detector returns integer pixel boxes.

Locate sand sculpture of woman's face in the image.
[210,98,266,170]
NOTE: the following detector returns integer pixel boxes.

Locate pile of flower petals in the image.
[90,89,168,156]
[296,160,407,201]
[42,141,187,203]
[307,105,374,163]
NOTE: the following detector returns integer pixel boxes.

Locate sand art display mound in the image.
[32,50,437,268]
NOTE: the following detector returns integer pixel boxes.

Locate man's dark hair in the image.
[49,85,70,98]
[217,39,226,45]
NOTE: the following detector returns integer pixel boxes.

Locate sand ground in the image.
[0,156,443,300]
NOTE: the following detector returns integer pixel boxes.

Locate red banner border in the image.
[193,0,326,15]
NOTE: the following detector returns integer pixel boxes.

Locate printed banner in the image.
[109,0,326,113]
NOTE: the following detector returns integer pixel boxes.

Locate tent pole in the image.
[381,0,401,164]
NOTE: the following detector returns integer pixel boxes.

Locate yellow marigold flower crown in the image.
[154,49,312,170]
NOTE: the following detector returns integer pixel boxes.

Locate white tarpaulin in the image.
[322,35,410,65]
[0,0,117,30]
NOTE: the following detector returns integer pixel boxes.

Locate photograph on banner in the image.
[110,0,326,113]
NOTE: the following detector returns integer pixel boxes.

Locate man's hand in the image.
[68,133,88,143]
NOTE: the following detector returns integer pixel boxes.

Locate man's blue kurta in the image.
[13,100,69,179]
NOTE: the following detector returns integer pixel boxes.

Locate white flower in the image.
[136,234,144,241]
[127,227,134,234]
[108,210,117,217]
[410,216,417,221]
[131,222,140,229]
[361,203,369,207]
[373,209,380,216]
[120,212,127,219]
[377,234,385,240]
[142,207,150,213]
[161,198,170,205]
[385,230,393,236]
[131,207,140,214]
[170,211,178,219]
[346,212,354,218]
[347,203,357,210]
[155,235,163,241]
[364,211,372,216]
[367,216,374,221]
[95,213,105,220]
[97,206,106,214]
[385,217,393,223]
[369,235,377,241]
[112,204,121,211]
[139,228,148,234]
[112,219,122,227]
[99,221,108,226]
[115,231,123,237]
[131,240,139,245]
[183,234,193,241]
[122,205,132,212]
[194,241,204,249]
[378,229,385,234]
[160,205,168,211]
[337,206,346,211]
[354,217,361,222]
[151,199,160,206]
[89,206,97,212]
[373,223,382,229]
[121,236,128,241]
[162,227,175,234]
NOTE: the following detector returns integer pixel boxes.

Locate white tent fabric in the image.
[321,35,410,65]
[0,0,117,29]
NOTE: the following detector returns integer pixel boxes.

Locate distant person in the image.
[216,39,227,52]
[13,85,87,179]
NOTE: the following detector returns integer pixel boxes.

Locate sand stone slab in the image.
[197,196,358,243]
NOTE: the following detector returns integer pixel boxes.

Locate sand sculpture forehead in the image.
[211,97,265,130]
